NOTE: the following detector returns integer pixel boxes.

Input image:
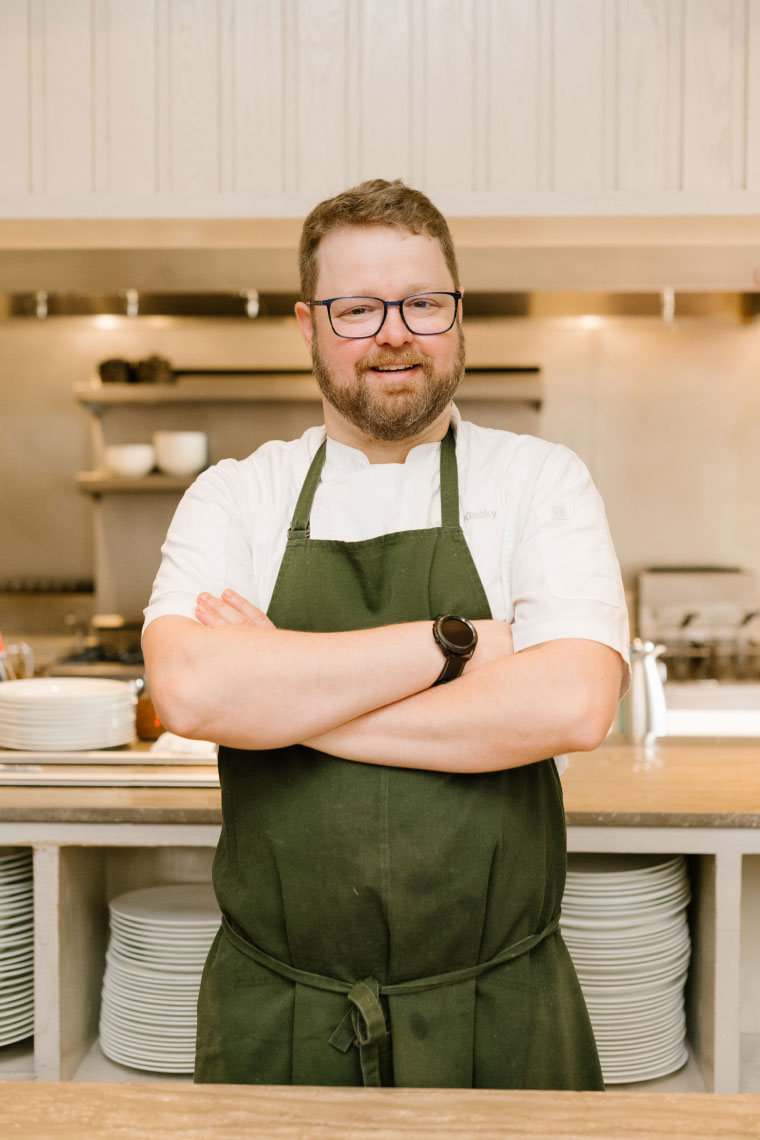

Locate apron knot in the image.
[328,977,389,1087]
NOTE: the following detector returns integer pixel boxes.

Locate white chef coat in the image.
[143,408,631,762]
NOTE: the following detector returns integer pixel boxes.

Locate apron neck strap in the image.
[288,423,459,538]
[439,424,460,528]
[289,438,327,537]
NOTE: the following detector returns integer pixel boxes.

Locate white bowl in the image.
[153,432,208,477]
[103,444,156,478]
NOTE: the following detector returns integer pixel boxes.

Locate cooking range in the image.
[638,567,760,736]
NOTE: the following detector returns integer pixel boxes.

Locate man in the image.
[143,178,629,1090]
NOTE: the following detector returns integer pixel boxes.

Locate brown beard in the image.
[312,326,465,443]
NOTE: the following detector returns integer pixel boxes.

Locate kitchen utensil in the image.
[103,444,155,478]
[153,431,208,477]
[135,355,174,384]
[624,639,667,745]
[98,359,136,384]
[3,643,34,679]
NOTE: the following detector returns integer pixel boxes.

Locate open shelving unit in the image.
[0,815,757,1092]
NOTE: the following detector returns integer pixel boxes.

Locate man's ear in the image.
[294,301,314,347]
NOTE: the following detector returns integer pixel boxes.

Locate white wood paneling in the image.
[41,0,93,194]
[421,0,477,194]
[2,0,760,216]
[747,0,760,190]
[617,0,674,191]
[232,0,284,193]
[167,0,220,194]
[552,0,606,191]
[488,0,540,191]
[354,0,413,185]
[100,0,158,195]
[292,0,348,198]
[682,0,738,191]
[0,0,30,194]
[27,0,45,194]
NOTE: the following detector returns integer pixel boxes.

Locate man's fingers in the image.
[195,590,276,629]
[220,589,274,628]
[195,599,227,627]
[196,593,246,625]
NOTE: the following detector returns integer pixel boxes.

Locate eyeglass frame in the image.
[305,290,463,339]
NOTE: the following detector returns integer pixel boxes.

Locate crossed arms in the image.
[142,589,624,775]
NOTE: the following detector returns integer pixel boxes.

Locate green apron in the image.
[195,426,602,1090]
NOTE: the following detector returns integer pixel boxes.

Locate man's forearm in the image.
[143,614,445,749]
[305,640,623,773]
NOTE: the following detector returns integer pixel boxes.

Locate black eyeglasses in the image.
[307,291,462,339]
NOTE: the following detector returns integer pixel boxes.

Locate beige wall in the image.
[1,313,759,623]
[466,315,760,587]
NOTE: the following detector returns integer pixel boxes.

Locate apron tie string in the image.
[327,977,389,1087]
[221,911,560,1087]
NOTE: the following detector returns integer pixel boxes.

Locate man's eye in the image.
[407,297,438,311]
[334,302,376,320]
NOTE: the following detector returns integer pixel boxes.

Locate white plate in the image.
[0,1025,33,1048]
[567,854,684,877]
[104,953,204,987]
[109,883,219,924]
[603,1046,689,1084]
[100,1006,197,1037]
[0,678,134,701]
[0,919,35,937]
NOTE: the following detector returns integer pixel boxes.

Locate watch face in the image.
[439,616,474,649]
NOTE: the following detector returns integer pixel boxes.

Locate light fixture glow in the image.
[661,287,675,323]
[576,314,603,330]
[92,314,120,330]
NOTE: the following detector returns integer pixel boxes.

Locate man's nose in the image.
[375,304,413,347]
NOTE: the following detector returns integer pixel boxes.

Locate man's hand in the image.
[195,589,275,630]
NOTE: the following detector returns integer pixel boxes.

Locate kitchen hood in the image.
[0,215,758,295]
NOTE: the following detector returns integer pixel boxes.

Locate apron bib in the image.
[195,427,602,1090]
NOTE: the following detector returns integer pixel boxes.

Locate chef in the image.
[142,178,630,1089]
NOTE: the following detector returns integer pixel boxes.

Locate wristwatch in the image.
[432,614,478,686]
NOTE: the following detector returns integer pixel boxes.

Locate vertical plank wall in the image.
[0,0,759,214]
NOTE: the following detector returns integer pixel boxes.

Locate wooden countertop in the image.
[562,738,760,828]
[1,738,759,827]
[3,1083,760,1140]
[0,781,221,823]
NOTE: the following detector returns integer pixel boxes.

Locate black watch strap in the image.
[432,615,478,687]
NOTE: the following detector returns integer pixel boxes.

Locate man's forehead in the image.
[314,225,452,291]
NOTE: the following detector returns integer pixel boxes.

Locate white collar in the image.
[323,405,461,474]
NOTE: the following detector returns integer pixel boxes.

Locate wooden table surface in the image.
[561,738,760,827]
[1,738,759,827]
[2,1083,760,1140]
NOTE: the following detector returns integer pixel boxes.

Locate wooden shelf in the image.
[74,374,319,410]
[73,371,541,411]
[75,472,193,495]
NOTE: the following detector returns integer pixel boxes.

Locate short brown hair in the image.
[298,178,460,299]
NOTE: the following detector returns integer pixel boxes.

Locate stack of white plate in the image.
[0,847,34,1047]
[0,678,136,750]
[99,883,220,1073]
[562,854,691,1084]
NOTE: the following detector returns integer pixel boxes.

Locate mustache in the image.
[357,352,427,372]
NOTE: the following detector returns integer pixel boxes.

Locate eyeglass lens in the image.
[330,293,456,337]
